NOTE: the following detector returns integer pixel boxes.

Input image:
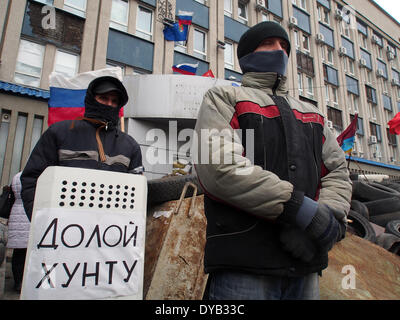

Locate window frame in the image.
[14,39,45,88]
[110,0,129,32]
[53,49,80,78]
[63,0,87,17]
[136,5,154,41]
[238,0,248,25]
[193,28,207,60]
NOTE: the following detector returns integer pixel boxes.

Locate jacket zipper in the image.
[272,74,282,95]
[310,123,319,188]
[261,115,267,169]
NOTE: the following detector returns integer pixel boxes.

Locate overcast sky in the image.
[372,0,400,24]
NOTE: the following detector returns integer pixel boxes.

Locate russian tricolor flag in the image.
[48,67,124,127]
[172,63,199,75]
[177,10,193,25]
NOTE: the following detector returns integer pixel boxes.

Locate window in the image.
[327,107,343,130]
[294,30,299,49]
[377,46,383,59]
[365,85,377,104]
[370,122,382,142]
[302,34,310,52]
[238,1,248,25]
[298,72,303,94]
[30,116,44,154]
[293,0,307,11]
[54,50,79,78]
[224,0,232,17]
[174,41,187,54]
[262,13,269,22]
[297,51,314,76]
[382,94,393,112]
[325,85,329,102]
[110,0,129,32]
[224,42,234,69]
[323,64,338,86]
[321,46,325,61]
[369,103,377,120]
[387,128,397,146]
[193,29,206,60]
[359,33,368,49]
[9,113,27,182]
[332,87,338,104]
[348,59,354,75]
[306,76,313,96]
[347,92,358,113]
[136,6,153,41]
[64,0,86,17]
[318,6,329,25]
[0,110,11,179]
[327,48,333,64]
[14,40,45,88]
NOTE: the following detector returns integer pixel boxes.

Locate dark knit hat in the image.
[237,21,291,59]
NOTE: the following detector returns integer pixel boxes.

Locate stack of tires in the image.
[351,178,400,256]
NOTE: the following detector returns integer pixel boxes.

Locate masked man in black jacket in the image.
[21,76,143,220]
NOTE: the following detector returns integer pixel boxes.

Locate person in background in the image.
[6,172,29,292]
[21,76,143,221]
[194,21,352,300]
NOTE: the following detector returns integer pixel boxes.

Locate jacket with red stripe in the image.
[194,72,352,276]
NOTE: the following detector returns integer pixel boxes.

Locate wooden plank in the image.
[144,195,208,300]
[320,233,400,300]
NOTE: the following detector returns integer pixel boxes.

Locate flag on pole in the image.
[388,112,400,135]
[177,10,193,25]
[202,70,215,78]
[172,63,198,75]
[336,113,358,155]
[48,67,124,127]
[163,22,189,41]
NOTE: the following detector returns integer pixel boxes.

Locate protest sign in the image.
[20,167,147,300]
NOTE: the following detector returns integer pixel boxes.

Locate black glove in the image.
[280,190,345,252]
[279,225,317,262]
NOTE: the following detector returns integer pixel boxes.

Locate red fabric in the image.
[48,107,124,127]
[388,112,400,135]
[336,113,358,147]
[202,70,215,78]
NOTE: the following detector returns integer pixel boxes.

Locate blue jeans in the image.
[208,271,320,300]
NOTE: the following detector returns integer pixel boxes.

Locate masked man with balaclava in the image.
[21,76,142,221]
[194,21,352,300]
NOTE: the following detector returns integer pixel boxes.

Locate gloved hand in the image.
[280,190,345,252]
[279,225,317,262]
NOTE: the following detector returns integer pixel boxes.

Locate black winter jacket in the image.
[21,119,142,220]
[195,72,352,277]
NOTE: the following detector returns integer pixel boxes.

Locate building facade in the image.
[1,0,400,186]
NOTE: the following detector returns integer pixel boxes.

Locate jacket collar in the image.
[241,72,288,96]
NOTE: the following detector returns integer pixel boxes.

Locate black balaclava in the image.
[237,21,291,76]
[84,76,129,128]
[239,50,289,75]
